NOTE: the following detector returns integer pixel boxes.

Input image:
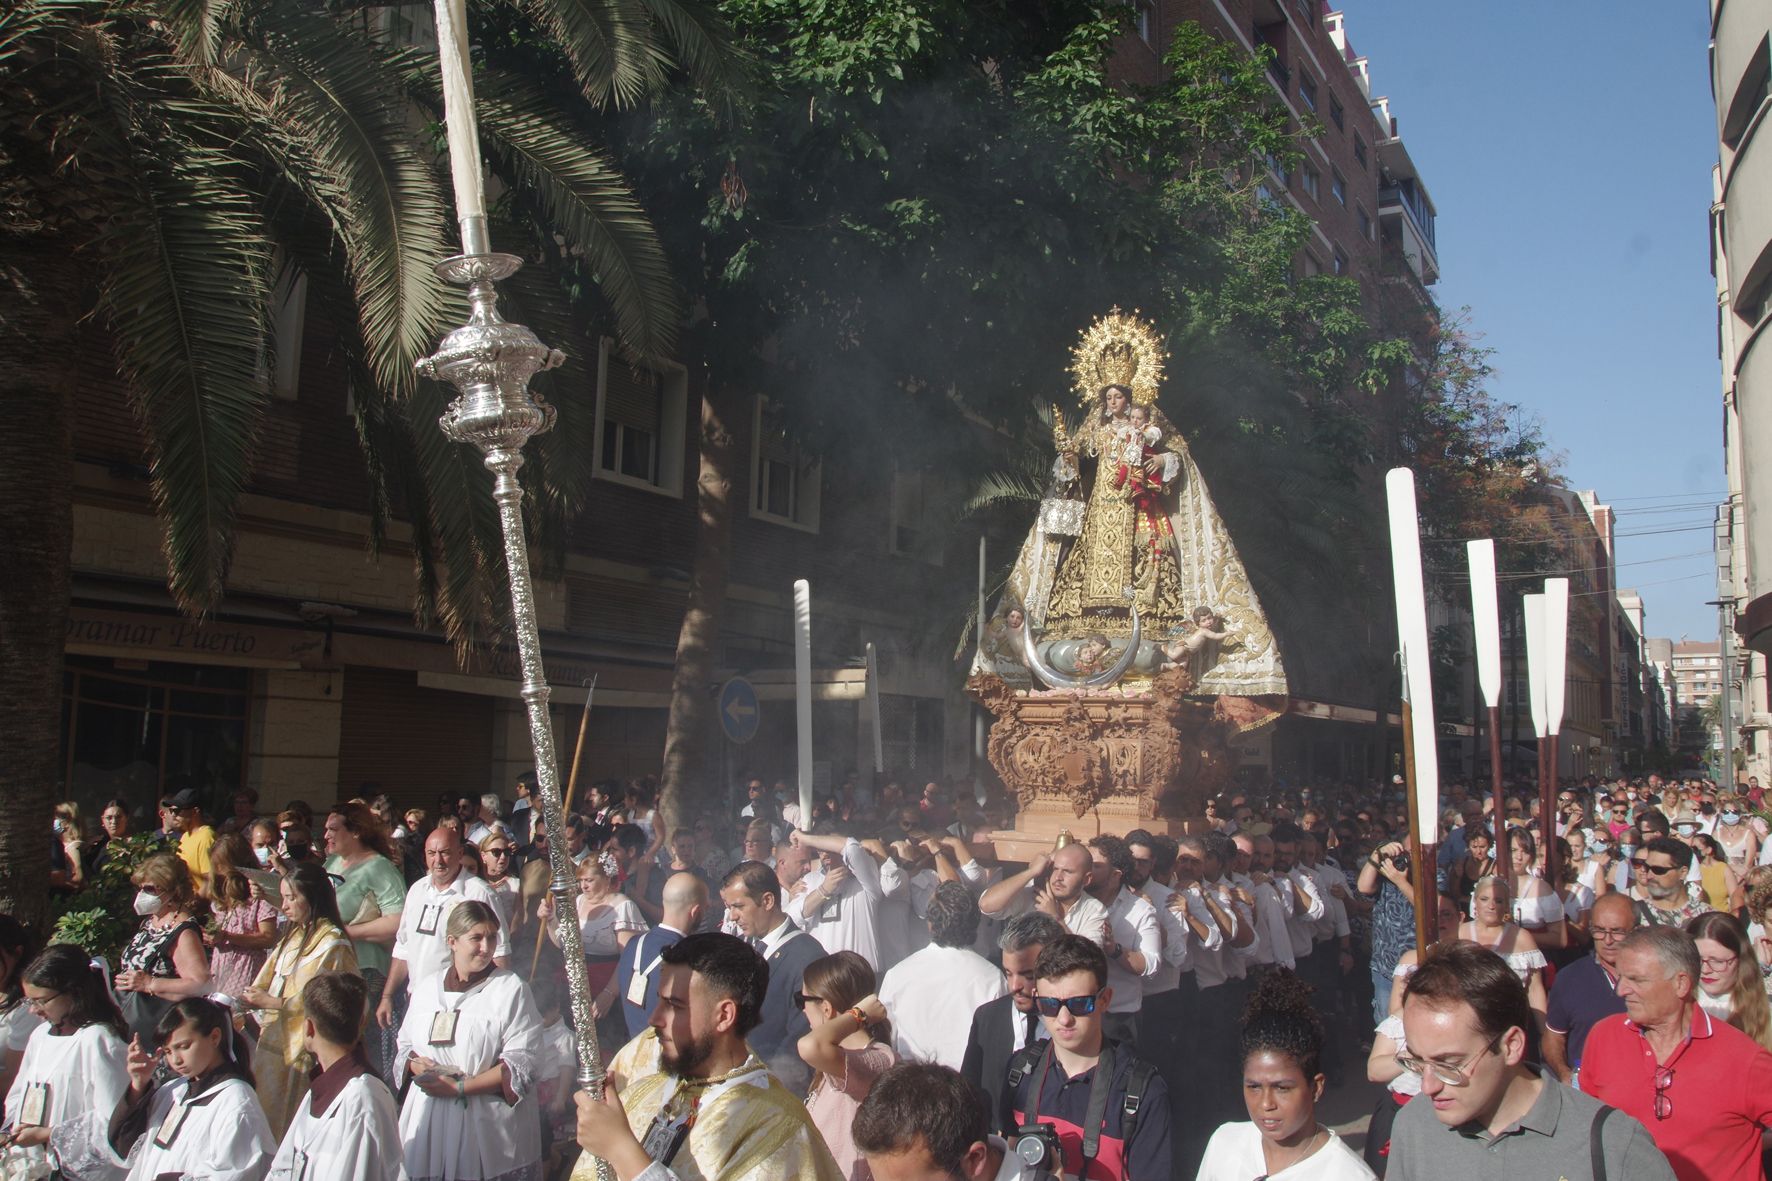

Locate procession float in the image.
[967,310,1290,858]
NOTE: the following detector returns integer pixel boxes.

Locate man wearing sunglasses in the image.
[1006,935,1171,1181]
[1580,926,1772,1181]
[1387,943,1672,1180]
[1632,838,1710,928]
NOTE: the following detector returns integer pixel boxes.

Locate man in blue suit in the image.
[720,859,825,1094]
[615,871,707,1040]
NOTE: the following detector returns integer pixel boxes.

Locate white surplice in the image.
[396,969,542,1181]
[3,1022,129,1178]
[123,1076,274,1181]
[267,1073,407,1181]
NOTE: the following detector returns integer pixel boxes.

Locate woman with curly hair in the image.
[1686,911,1772,1050]
[1197,968,1374,1179]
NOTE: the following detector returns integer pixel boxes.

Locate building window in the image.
[1354,137,1368,170]
[268,262,308,402]
[751,396,822,532]
[1330,95,1345,131]
[1299,165,1320,200]
[1265,152,1289,188]
[889,469,945,562]
[1357,206,1373,240]
[1135,0,1155,46]
[1298,72,1317,113]
[62,657,250,821]
[1332,247,1349,275]
[595,340,688,496]
[1300,252,1323,278]
[1331,169,1347,206]
[1256,182,1276,205]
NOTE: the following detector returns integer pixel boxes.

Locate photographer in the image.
[1004,935,1170,1181]
[1358,838,1416,1027]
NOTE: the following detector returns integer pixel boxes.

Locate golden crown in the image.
[1070,308,1167,407]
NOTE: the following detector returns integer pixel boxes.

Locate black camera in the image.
[1387,851,1411,874]
[1011,1122,1064,1176]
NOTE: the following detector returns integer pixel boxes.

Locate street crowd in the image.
[5,769,1772,1180]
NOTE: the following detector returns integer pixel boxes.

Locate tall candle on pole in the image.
[794,580,814,827]
[1541,578,1569,892]
[866,641,884,776]
[415,1,606,1173]
[1385,469,1441,956]
[1468,540,1506,869]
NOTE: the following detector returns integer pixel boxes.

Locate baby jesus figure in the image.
[1112,403,1174,554]
[1162,606,1233,681]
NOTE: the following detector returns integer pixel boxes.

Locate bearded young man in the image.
[572,932,842,1181]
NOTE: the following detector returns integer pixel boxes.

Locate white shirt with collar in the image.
[1180,884,1236,990]
[1141,878,1187,991]
[1244,873,1296,969]
[880,942,1006,1069]
[1100,887,1161,1014]
[1282,866,1325,958]
[391,870,511,989]
[803,840,886,967]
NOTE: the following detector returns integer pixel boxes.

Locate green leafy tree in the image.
[0,0,729,921]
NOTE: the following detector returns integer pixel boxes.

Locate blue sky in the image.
[1347,1,1726,642]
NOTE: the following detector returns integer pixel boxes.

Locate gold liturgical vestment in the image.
[571,1031,842,1181]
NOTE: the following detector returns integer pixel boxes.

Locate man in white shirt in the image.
[977,844,1109,945]
[1083,836,1161,1045]
[374,827,508,1029]
[773,837,820,927]
[791,826,887,968]
[465,792,503,846]
[880,882,1006,1069]
[1236,833,1296,970]
[857,1061,1048,1181]
[1271,822,1326,978]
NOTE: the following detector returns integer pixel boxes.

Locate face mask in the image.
[52,818,65,835]
[1627,793,1638,801]
[133,890,164,917]
[255,846,274,866]
[1591,842,1608,855]
[1677,824,1697,837]
[1723,811,1741,825]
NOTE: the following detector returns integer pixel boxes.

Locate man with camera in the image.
[1002,935,1171,1181]
[1357,833,1416,1026]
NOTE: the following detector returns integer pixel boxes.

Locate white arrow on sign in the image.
[724,697,756,726]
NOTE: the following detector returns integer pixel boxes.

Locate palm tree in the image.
[0,0,737,920]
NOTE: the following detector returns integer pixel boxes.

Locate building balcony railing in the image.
[1379,183,1437,252]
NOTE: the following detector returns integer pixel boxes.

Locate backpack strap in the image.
[1589,1103,1613,1181]
[1122,1058,1155,1145]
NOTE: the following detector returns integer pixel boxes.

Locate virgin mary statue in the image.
[977,310,1288,703]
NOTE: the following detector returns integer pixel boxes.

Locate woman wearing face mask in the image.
[0,945,130,1172]
[113,854,211,1042]
[1715,797,1759,874]
[240,862,357,1138]
[0,918,43,1103]
[397,901,543,1181]
[202,833,279,1001]
[1686,911,1772,1050]
[1693,833,1744,913]
[89,997,275,1180]
[48,803,86,897]
[1199,968,1374,1180]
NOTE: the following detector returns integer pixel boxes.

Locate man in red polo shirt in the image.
[1581,925,1772,1181]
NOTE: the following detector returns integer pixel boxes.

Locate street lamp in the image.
[414,3,609,1175]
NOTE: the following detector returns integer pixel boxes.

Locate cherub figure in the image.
[1162,606,1233,681]
[1072,633,1113,676]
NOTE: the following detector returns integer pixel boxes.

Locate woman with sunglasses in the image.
[1198,968,1374,1180]
[113,853,211,1042]
[476,833,523,938]
[0,945,129,1172]
[1686,911,1772,1050]
[796,950,895,1181]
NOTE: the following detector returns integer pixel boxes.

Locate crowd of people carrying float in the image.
[3,771,1772,1181]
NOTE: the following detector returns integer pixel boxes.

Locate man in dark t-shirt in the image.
[1543,892,1636,1082]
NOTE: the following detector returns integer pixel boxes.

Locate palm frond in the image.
[157,0,239,67]
[241,5,453,400]
[508,0,663,109]
[92,123,274,612]
[627,0,750,115]
[475,67,680,361]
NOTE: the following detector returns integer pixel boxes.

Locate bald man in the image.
[1543,891,1638,1083]
[978,843,1109,945]
[617,871,707,1039]
[376,826,509,1029]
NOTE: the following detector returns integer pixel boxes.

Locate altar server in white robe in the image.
[397,900,543,1181]
[0,945,130,1175]
[268,970,406,1181]
[96,997,274,1181]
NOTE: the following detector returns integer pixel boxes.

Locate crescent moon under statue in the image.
[1021,608,1142,690]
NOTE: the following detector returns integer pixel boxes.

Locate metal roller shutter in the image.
[336,667,494,816]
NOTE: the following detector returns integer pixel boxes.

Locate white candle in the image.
[794,580,814,826]
[866,641,883,775]
[1385,468,1439,847]
[1522,593,1549,739]
[432,0,487,227]
[1467,540,1502,709]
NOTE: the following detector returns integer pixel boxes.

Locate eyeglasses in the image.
[1630,859,1647,871]
[1641,863,1680,877]
[792,992,823,1009]
[1034,990,1104,1018]
[1700,954,1739,971]
[136,884,161,896]
[1653,1066,1675,1120]
[23,992,61,1013]
[1395,1034,1503,1087]
[1591,926,1633,942]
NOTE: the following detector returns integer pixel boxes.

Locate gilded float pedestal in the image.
[967,667,1234,861]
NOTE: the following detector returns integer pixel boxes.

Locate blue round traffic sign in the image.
[719,677,760,744]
